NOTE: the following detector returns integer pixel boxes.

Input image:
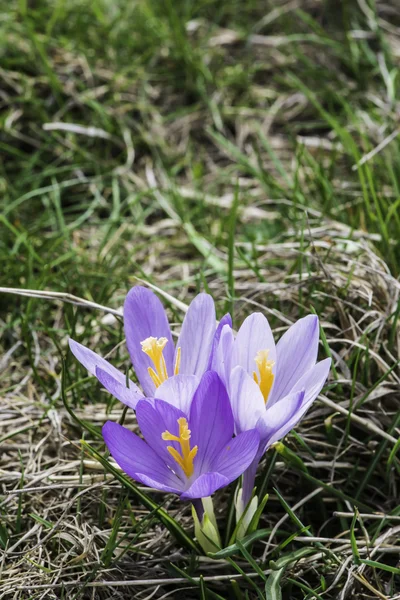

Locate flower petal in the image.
[189,371,234,476]
[229,366,265,434]
[260,389,306,449]
[135,399,187,476]
[266,357,331,446]
[180,472,229,500]
[96,367,143,409]
[272,315,319,404]
[211,323,234,388]
[102,421,181,492]
[211,429,260,482]
[175,293,216,377]
[124,286,175,396]
[292,357,331,405]
[155,374,199,415]
[132,473,182,494]
[69,338,123,380]
[231,313,276,374]
[69,339,141,402]
[207,313,232,370]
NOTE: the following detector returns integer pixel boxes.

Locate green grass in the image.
[1,0,400,598]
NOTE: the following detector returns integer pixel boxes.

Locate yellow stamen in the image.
[162,417,198,478]
[253,349,275,404]
[140,336,181,388]
[174,347,181,376]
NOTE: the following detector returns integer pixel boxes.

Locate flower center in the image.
[253,349,275,404]
[162,417,198,478]
[140,336,181,387]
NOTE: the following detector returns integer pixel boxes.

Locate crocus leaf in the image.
[199,575,207,600]
[230,579,244,600]
[246,493,269,536]
[264,567,284,600]
[208,528,272,559]
[265,547,316,600]
[236,538,267,582]
[270,546,315,570]
[229,487,257,545]
[192,503,221,555]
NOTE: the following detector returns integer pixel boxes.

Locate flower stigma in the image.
[253,349,275,403]
[162,417,198,478]
[140,336,181,387]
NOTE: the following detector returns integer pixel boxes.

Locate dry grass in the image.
[2,227,400,598]
[1,0,400,597]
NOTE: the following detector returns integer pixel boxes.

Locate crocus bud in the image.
[235,488,258,540]
[192,497,221,554]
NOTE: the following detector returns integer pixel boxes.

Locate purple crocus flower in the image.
[211,313,331,508]
[102,372,260,504]
[69,286,216,410]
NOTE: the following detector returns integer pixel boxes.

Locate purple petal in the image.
[293,357,331,404]
[272,315,319,404]
[207,313,232,370]
[211,324,234,388]
[180,472,229,500]
[124,286,175,396]
[96,367,143,410]
[229,366,265,434]
[154,374,199,415]
[189,372,234,476]
[175,293,216,377]
[102,421,181,492]
[69,339,141,402]
[136,399,187,476]
[231,313,276,376]
[211,429,260,482]
[259,389,306,449]
[69,338,124,380]
[132,473,183,493]
[266,358,331,447]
